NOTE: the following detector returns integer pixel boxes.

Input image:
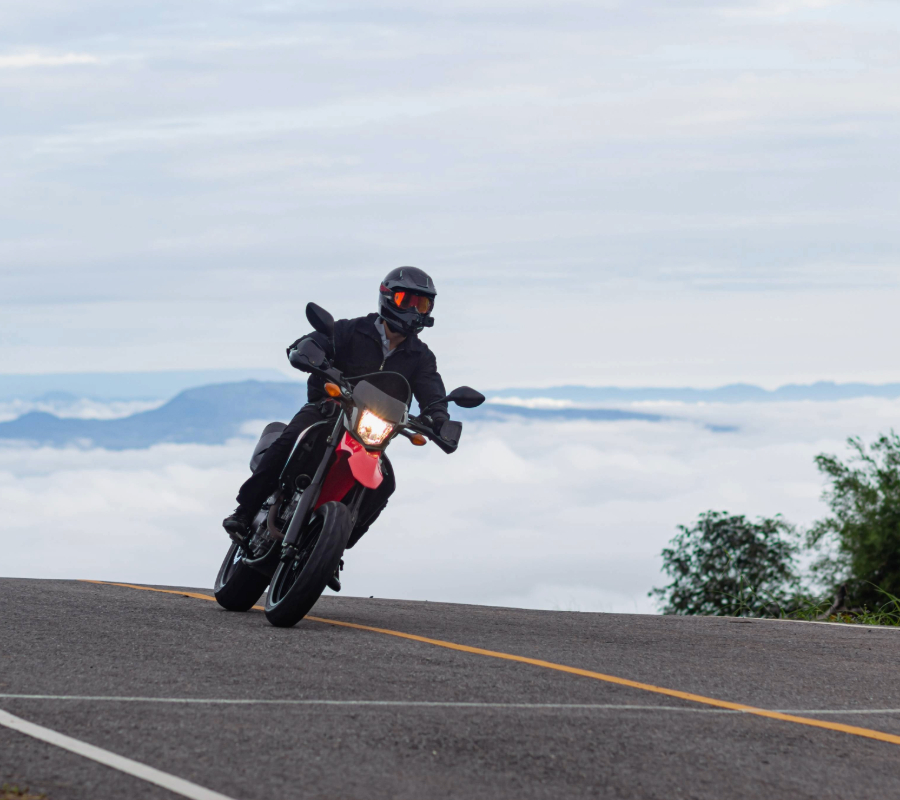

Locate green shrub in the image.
[652,511,799,616]
[808,431,900,609]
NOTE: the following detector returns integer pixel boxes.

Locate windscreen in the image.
[352,379,409,424]
[347,371,411,407]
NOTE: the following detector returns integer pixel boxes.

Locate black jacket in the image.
[290,313,448,419]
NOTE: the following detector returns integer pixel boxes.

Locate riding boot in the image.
[222,506,254,545]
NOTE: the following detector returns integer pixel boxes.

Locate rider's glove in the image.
[429,410,450,436]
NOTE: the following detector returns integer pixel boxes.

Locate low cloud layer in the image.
[5,398,897,614]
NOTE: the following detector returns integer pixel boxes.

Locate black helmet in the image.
[378,266,436,336]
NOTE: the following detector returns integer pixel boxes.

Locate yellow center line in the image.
[82,580,900,747]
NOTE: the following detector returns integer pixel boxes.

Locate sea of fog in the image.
[4,396,900,614]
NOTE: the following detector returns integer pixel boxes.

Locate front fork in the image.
[279,413,367,561]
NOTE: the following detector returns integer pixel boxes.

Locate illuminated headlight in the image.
[356,409,393,446]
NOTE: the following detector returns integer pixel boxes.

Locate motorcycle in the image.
[214,301,485,627]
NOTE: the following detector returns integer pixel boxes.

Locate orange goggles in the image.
[391,291,433,315]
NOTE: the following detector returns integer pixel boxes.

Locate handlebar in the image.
[406,415,460,454]
[288,344,461,453]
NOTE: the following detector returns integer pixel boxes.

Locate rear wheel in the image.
[214,543,270,612]
[264,501,352,627]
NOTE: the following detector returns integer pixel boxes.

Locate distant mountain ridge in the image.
[3,372,899,406]
[0,382,305,449]
[0,381,680,450]
[0,369,292,401]
[2,378,894,450]
[488,382,900,404]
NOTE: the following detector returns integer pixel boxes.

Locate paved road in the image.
[2,578,900,799]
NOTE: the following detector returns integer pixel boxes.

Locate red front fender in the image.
[340,432,384,489]
[315,432,384,508]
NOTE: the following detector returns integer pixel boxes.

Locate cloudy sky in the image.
[3,0,900,389]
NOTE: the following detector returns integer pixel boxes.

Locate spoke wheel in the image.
[264,501,352,627]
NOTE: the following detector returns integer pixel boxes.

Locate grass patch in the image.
[778,586,900,626]
[789,606,900,626]
[1,786,47,800]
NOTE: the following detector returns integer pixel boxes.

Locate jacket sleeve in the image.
[412,348,449,421]
[287,319,349,403]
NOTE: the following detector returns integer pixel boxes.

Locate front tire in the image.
[214,542,270,612]
[264,501,352,627]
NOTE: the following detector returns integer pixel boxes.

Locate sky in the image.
[6,397,899,612]
[3,1,900,609]
[3,0,900,388]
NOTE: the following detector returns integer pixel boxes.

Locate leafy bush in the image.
[652,511,799,616]
[808,431,900,609]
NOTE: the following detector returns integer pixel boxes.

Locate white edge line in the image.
[85,583,900,632]
[4,695,900,715]
[0,696,711,711]
[732,616,900,631]
[0,708,238,800]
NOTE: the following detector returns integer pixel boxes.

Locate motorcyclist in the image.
[222,267,450,587]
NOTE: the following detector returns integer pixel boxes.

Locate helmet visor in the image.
[392,291,433,315]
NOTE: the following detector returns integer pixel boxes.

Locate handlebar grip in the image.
[432,436,458,455]
[289,338,328,372]
[288,350,311,371]
[438,420,462,448]
[406,416,461,453]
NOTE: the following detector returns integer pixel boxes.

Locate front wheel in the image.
[214,543,270,612]
[264,501,352,627]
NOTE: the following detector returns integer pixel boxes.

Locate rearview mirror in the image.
[445,386,486,409]
[306,302,335,338]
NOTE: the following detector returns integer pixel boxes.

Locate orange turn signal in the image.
[410,433,427,446]
[324,382,342,398]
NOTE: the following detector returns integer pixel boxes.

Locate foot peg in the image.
[227,529,249,548]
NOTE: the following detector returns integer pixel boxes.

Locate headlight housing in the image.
[356,409,393,446]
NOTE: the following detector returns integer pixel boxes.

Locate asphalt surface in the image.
[3,578,900,799]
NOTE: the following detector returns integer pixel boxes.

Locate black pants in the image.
[236,403,394,547]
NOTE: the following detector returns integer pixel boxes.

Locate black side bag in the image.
[249,422,287,473]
